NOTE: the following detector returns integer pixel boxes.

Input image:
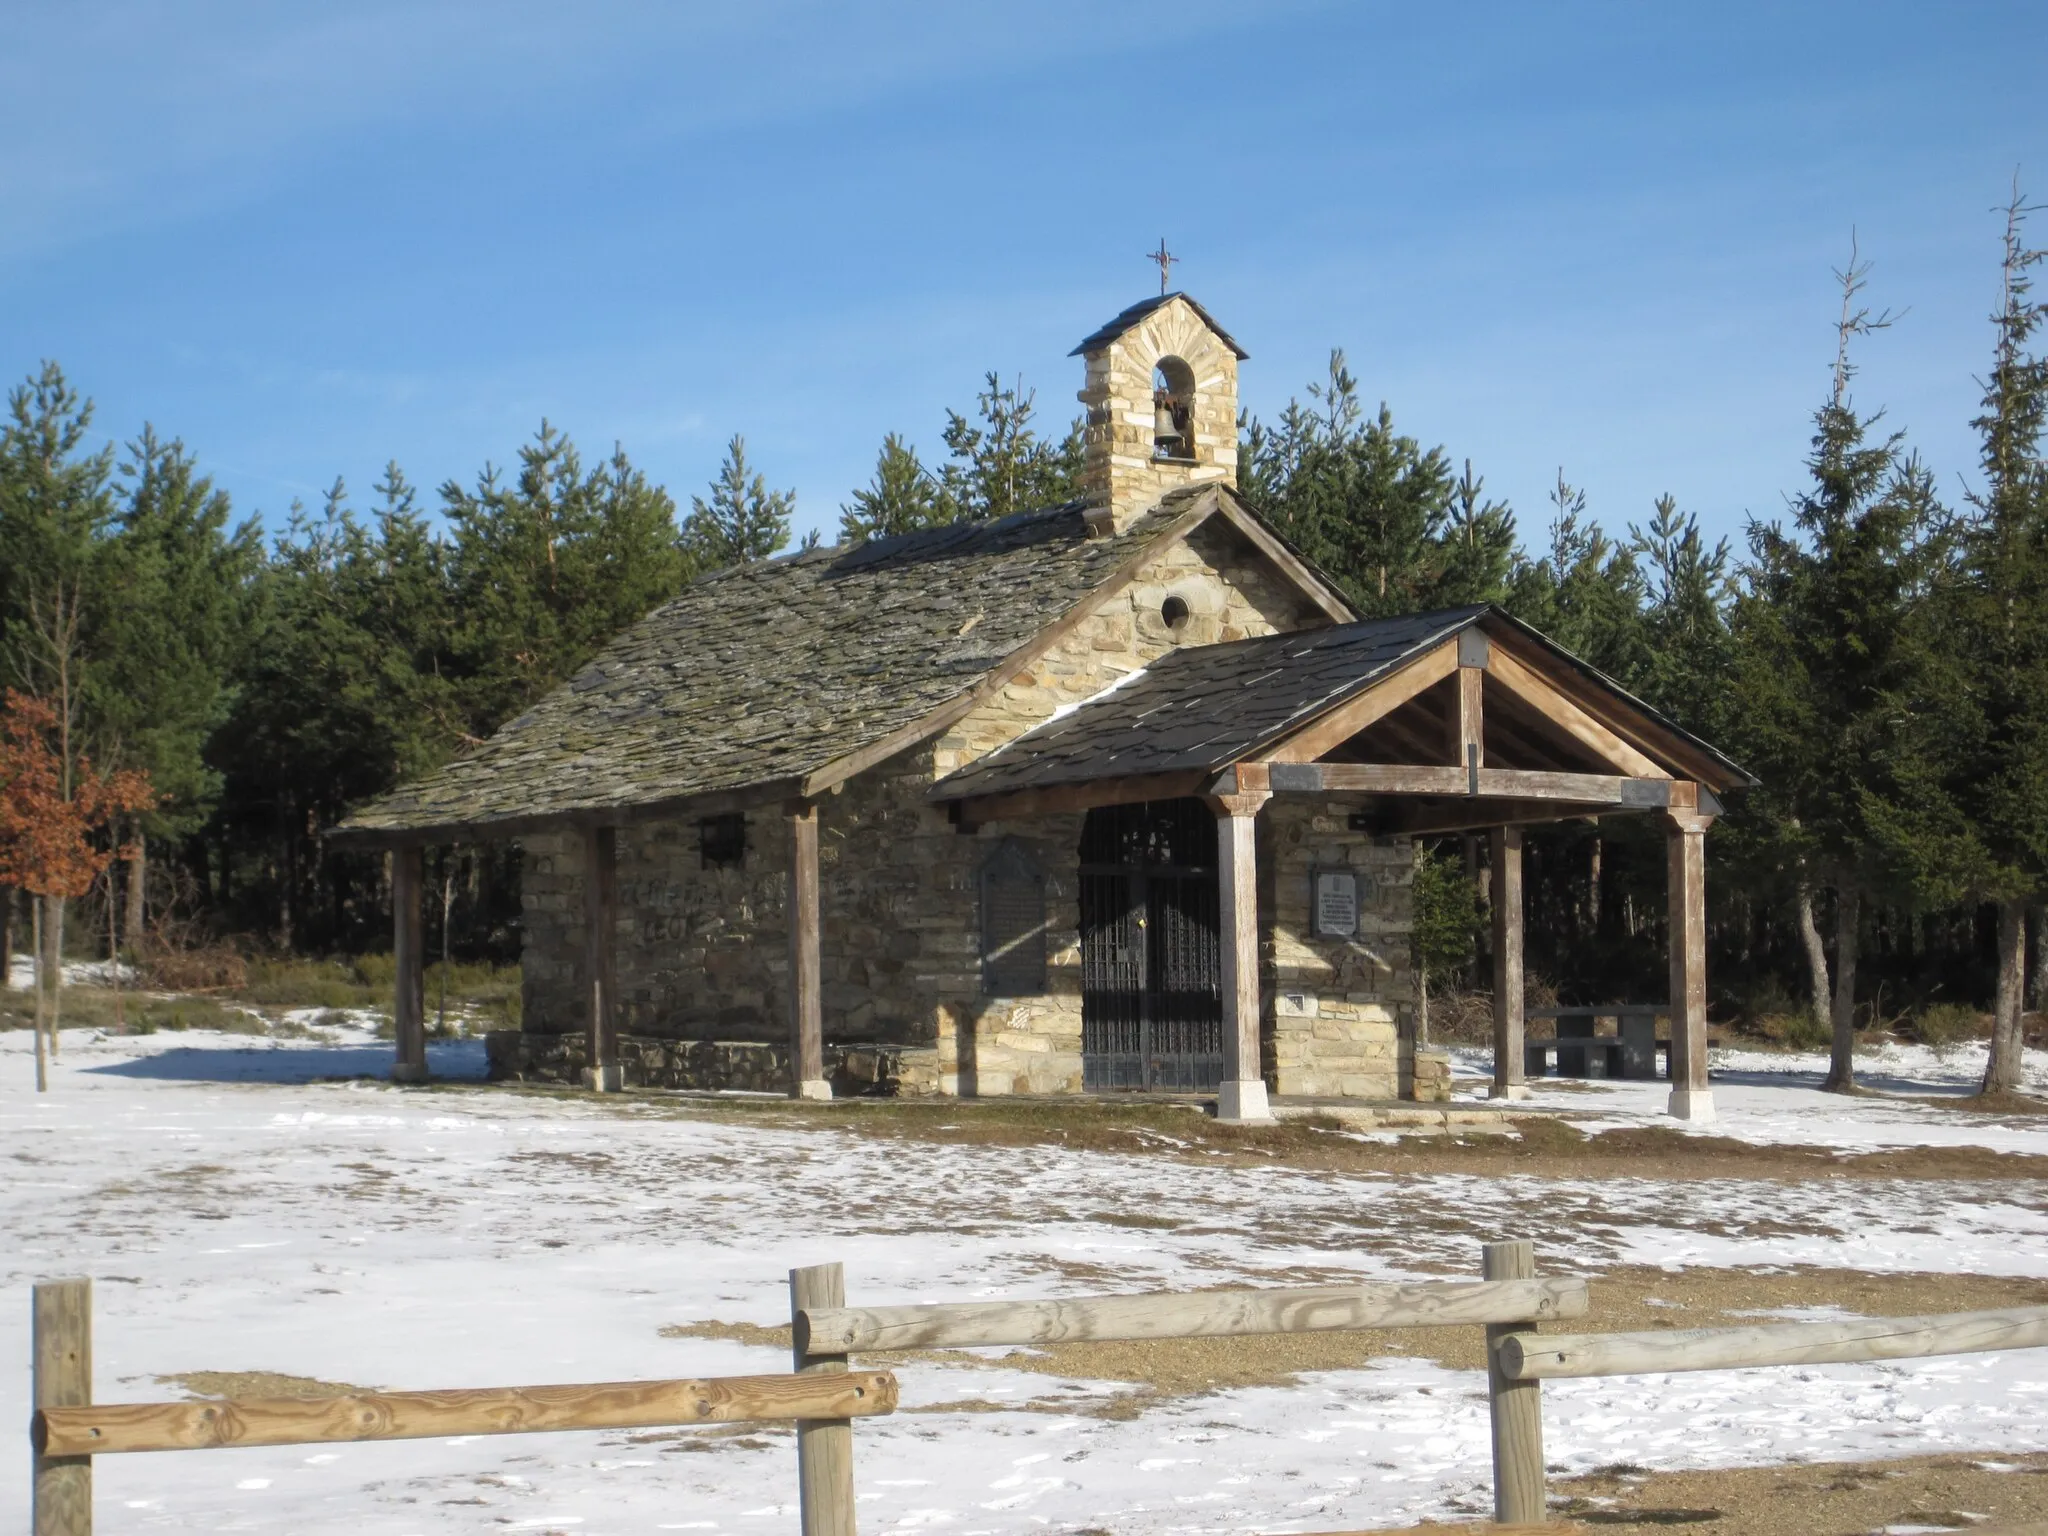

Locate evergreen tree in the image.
[839,433,954,542]
[1881,185,2048,1094]
[446,424,692,732]
[937,373,1084,521]
[90,428,261,930]
[1242,351,1511,617]
[684,435,795,569]
[1727,243,1937,1090]
[1504,470,1650,687]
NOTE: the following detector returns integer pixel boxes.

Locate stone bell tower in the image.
[1072,293,1247,532]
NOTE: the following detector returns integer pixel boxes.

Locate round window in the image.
[1161,595,1190,628]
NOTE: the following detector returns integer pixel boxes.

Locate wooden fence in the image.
[30,1248,2048,1534]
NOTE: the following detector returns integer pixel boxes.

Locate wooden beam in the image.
[1260,764,1673,805]
[787,802,829,1099]
[1211,790,1271,1123]
[1492,627,1742,790]
[1451,666,1484,791]
[1499,1304,2048,1382]
[581,825,620,1092]
[1667,802,1714,1122]
[1385,798,1622,837]
[390,847,427,1085]
[326,777,808,852]
[34,1370,898,1457]
[33,1279,90,1536]
[1485,645,1667,779]
[796,1276,1590,1354]
[1264,644,1460,764]
[1491,826,1527,1100]
[941,770,1209,825]
[1208,491,1359,623]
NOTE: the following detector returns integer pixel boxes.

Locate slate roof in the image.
[334,495,1205,841]
[929,605,1752,802]
[1071,293,1250,359]
[931,609,1484,801]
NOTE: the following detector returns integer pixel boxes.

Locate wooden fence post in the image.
[790,1263,856,1536]
[33,1278,92,1536]
[1483,1240,1546,1527]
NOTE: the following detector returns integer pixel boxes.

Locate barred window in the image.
[979,839,1047,996]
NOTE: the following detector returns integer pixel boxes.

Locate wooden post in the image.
[582,825,621,1093]
[788,801,830,1100]
[790,1263,856,1536]
[390,847,427,1085]
[1449,632,1486,791]
[1489,826,1528,1100]
[1211,789,1272,1123]
[34,1278,91,1536]
[1666,795,1715,1122]
[1483,1241,1546,1527]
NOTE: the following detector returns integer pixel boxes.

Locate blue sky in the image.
[5,2,2045,554]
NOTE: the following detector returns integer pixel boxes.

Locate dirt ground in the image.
[496,1086,2048,1183]
[1543,1449,2048,1534]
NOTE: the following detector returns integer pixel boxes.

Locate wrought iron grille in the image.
[1079,799,1224,1092]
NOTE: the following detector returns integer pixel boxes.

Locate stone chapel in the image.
[337,292,1748,1123]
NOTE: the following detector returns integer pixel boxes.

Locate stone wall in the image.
[509,519,1422,1101]
[487,1030,942,1097]
[1264,801,1418,1100]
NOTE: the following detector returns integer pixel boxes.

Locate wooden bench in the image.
[1523,1005,1666,1081]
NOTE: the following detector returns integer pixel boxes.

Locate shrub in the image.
[1756,1010,1831,1051]
[1913,1002,1988,1048]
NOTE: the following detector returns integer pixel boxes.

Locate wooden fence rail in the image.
[46,1248,2047,1535]
[28,1277,898,1536]
[796,1273,1587,1353]
[1489,1295,2048,1526]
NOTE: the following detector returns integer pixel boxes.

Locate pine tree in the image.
[937,374,1084,521]
[684,435,795,569]
[1242,351,1511,617]
[839,433,955,543]
[1881,185,2048,1095]
[447,424,692,732]
[89,428,260,938]
[1728,241,1937,1091]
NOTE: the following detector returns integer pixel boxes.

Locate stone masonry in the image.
[510,517,1424,1099]
[1078,295,1241,531]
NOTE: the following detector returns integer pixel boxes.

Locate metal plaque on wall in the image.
[1312,867,1359,938]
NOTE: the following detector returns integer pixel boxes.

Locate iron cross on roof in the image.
[1147,238,1177,295]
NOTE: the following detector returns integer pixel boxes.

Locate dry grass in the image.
[156,1370,369,1399]
[602,1091,2048,1183]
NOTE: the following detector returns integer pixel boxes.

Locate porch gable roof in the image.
[927,605,1750,807]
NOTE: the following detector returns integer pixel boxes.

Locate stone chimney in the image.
[1072,293,1246,533]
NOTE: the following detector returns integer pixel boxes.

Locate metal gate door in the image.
[1079,799,1223,1092]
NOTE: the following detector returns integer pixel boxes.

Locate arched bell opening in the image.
[1152,355,1197,462]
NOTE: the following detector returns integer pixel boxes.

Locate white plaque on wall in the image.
[1313,868,1359,938]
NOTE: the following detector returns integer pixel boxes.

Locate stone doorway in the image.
[1078,798,1224,1091]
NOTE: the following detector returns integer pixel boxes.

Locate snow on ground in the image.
[1447,1039,2048,1156]
[5,1026,2048,1534]
[7,955,139,989]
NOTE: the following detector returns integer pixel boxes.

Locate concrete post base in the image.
[1216,1079,1273,1123]
[582,1063,624,1093]
[1488,1082,1533,1101]
[389,1062,428,1086]
[795,1078,834,1102]
[1667,1087,1717,1123]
